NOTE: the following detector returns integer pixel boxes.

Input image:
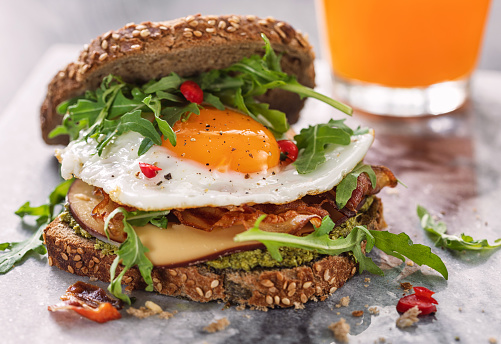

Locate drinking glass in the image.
[317,0,491,116]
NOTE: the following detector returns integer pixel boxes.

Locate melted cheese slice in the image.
[68,179,261,267]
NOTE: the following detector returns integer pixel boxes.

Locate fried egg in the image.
[57,107,374,211]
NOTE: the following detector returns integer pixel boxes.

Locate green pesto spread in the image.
[60,207,118,256]
[206,196,374,271]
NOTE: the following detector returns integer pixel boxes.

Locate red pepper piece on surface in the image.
[397,286,438,315]
[180,80,204,104]
[278,140,299,164]
[139,162,162,178]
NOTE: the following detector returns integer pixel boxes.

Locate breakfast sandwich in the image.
[41,14,399,309]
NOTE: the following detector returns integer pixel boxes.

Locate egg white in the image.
[57,130,374,211]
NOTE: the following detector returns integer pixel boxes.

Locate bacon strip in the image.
[48,281,122,323]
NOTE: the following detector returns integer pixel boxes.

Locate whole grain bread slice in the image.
[43,197,385,309]
[41,14,315,145]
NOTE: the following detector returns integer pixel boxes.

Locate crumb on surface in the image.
[406,261,415,267]
[126,302,177,320]
[328,318,350,343]
[352,310,364,317]
[364,277,371,283]
[369,307,380,315]
[364,284,369,288]
[396,306,421,328]
[203,317,230,333]
[400,282,413,292]
[340,296,350,307]
[89,277,98,282]
[488,338,497,344]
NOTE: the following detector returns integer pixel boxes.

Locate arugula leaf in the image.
[105,208,154,304]
[235,215,448,279]
[293,119,353,174]
[0,179,73,274]
[418,205,501,251]
[335,163,376,209]
[369,230,448,279]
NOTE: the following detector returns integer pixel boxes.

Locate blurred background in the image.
[0,0,499,114]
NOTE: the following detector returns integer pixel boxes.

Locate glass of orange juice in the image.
[317,0,491,116]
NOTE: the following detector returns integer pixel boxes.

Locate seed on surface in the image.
[196,287,204,297]
[75,262,83,269]
[301,293,308,303]
[67,265,74,274]
[211,280,219,289]
[302,281,312,289]
[330,287,338,294]
[282,298,291,306]
[61,253,68,261]
[140,29,151,38]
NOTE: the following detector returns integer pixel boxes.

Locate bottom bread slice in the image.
[43,197,384,309]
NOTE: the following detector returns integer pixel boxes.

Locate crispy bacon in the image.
[85,165,397,235]
[48,281,122,323]
[174,165,397,232]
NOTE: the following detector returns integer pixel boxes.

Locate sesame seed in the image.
[288,282,297,291]
[283,281,288,290]
[274,296,280,305]
[140,29,151,37]
[205,290,212,298]
[282,298,291,306]
[168,269,177,276]
[61,252,68,261]
[196,287,204,297]
[132,30,140,37]
[81,267,88,274]
[101,40,108,50]
[229,16,240,23]
[153,277,160,283]
[92,257,100,263]
[136,24,147,30]
[315,264,322,272]
[207,19,216,26]
[351,267,356,275]
[324,270,331,282]
[266,295,273,305]
[103,31,112,40]
[275,25,287,39]
[329,287,338,294]
[67,265,74,274]
[260,279,274,288]
[189,20,199,27]
[193,30,202,37]
[73,255,82,261]
[276,272,284,281]
[145,300,162,313]
[131,44,141,50]
[226,26,237,32]
[206,27,216,33]
[218,21,227,29]
[159,26,167,30]
[211,280,219,289]
[89,260,95,268]
[258,19,267,26]
[287,289,296,297]
[48,257,53,266]
[180,274,187,282]
[156,283,163,292]
[229,22,240,29]
[183,31,193,38]
[300,293,308,303]
[93,265,99,273]
[112,33,120,40]
[99,53,108,61]
[246,15,257,21]
[207,15,218,20]
[81,64,90,73]
[185,15,195,22]
[75,262,83,269]
[77,248,84,255]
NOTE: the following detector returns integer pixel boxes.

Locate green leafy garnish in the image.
[335,162,376,209]
[235,215,448,279]
[293,119,359,174]
[50,35,353,165]
[418,205,501,251]
[105,208,155,304]
[0,179,73,274]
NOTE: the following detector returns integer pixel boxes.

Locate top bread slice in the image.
[41,14,316,145]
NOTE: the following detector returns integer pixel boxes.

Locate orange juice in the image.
[320,0,491,88]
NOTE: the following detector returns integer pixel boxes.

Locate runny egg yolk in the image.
[162,107,280,173]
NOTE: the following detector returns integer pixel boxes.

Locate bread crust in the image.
[43,197,385,309]
[41,14,315,145]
